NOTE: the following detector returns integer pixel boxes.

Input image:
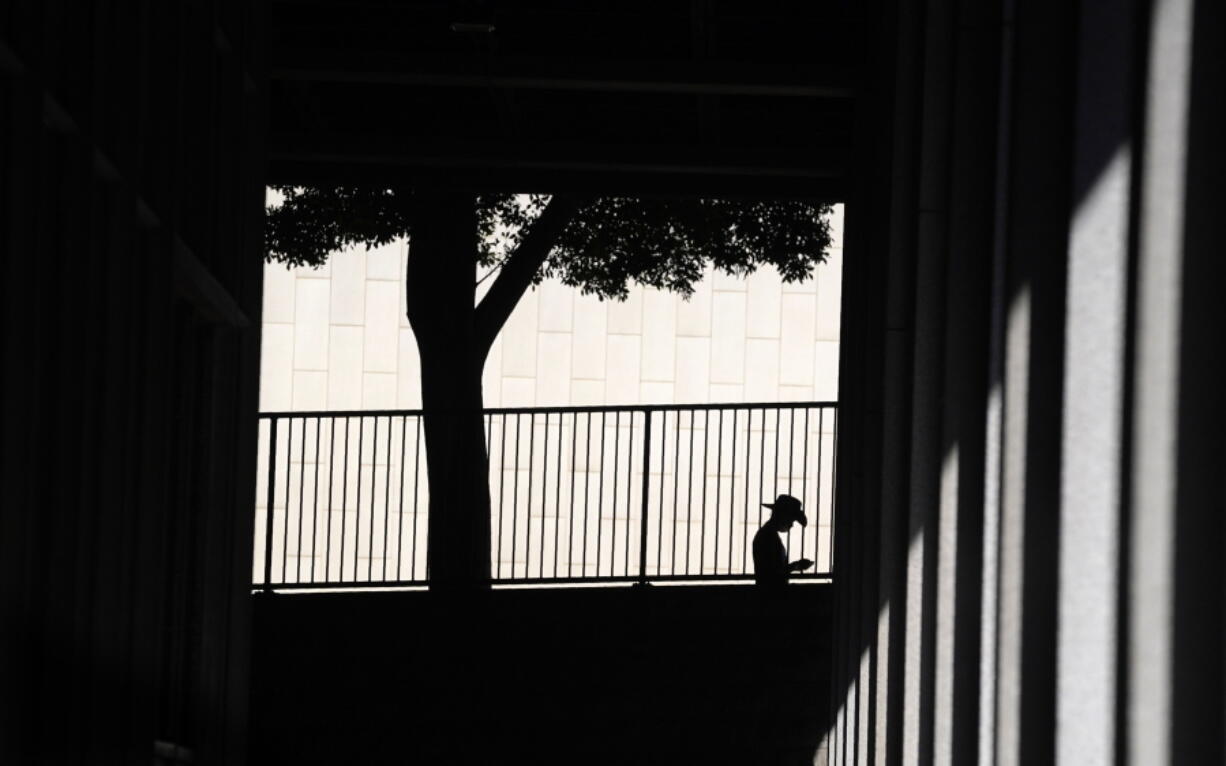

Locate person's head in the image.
[762,494,807,531]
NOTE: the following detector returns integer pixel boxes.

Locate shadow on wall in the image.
[249,585,833,766]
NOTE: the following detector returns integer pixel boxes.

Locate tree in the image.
[265,188,833,590]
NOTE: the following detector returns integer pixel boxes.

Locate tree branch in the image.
[473,258,507,289]
[474,195,583,354]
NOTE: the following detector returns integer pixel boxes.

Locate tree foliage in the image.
[265,188,834,301]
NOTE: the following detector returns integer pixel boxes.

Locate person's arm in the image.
[788,558,814,572]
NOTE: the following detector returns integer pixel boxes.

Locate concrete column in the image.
[992,3,1077,766]
[0,63,41,766]
[870,0,926,761]
[899,0,957,762]
[1056,1,1141,763]
[1129,1,1226,763]
[827,1,1222,763]
[1168,4,1226,762]
[977,5,1014,762]
[835,94,887,766]
[1125,1,1194,761]
[829,0,918,761]
[930,3,1001,764]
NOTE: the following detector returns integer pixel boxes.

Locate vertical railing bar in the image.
[554,412,563,579]
[686,410,695,576]
[569,412,577,578]
[596,412,607,577]
[396,415,407,581]
[296,417,307,582]
[637,410,652,584]
[367,416,378,581]
[787,407,796,556]
[325,417,336,581]
[412,417,422,580]
[354,417,364,582]
[671,410,680,575]
[541,414,551,576]
[311,417,321,582]
[497,413,507,579]
[611,411,621,577]
[772,409,781,563]
[829,408,838,574]
[773,408,781,502]
[381,416,392,581]
[801,407,810,564]
[657,410,667,576]
[339,417,350,582]
[625,411,634,577]
[583,412,592,576]
[788,408,796,486]
[512,413,522,579]
[815,407,824,573]
[282,418,293,584]
[743,408,752,574]
[700,409,709,575]
[540,414,549,579]
[262,417,279,590]
[758,407,766,533]
[526,413,535,580]
[713,408,722,574]
[728,408,737,575]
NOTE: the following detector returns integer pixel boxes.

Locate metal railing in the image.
[253,402,837,590]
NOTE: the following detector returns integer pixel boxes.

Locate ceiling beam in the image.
[269,55,855,98]
[266,134,848,199]
[268,134,847,178]
[266,160,848,201]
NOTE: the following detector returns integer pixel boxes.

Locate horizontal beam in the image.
[270,52,855,98]
[272,66,854,98]
[268,161,847,201]
[269,133,846,177]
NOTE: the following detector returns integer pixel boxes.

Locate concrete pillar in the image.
[900,0,956,762]
[1125,1,1194,761]
[1128,1,1226,763]
[977,5,1014,761]
[991,3,1077,766]
[829,0,916,762]
[930,4,1001,765]
[869,0,926,760]
[1057,1,1141,763]
[827,1,1224,763]
[834,85,884,766]
[1168,3,1226,761]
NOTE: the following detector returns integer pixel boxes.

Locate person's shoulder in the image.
[752,526,775,551]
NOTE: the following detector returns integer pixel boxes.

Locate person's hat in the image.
[762,494,807,526]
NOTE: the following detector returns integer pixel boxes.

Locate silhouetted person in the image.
[753,494,813,587]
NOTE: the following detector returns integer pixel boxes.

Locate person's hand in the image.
[789,558,814,572]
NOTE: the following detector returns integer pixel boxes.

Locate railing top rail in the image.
[259,400,840,420]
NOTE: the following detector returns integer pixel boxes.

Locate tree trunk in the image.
[403,192,582,590]
[404,192,491,591]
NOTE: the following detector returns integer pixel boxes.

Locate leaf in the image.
[264,188,833,298]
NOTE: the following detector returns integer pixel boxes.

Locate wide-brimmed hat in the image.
[762,494,807,526]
